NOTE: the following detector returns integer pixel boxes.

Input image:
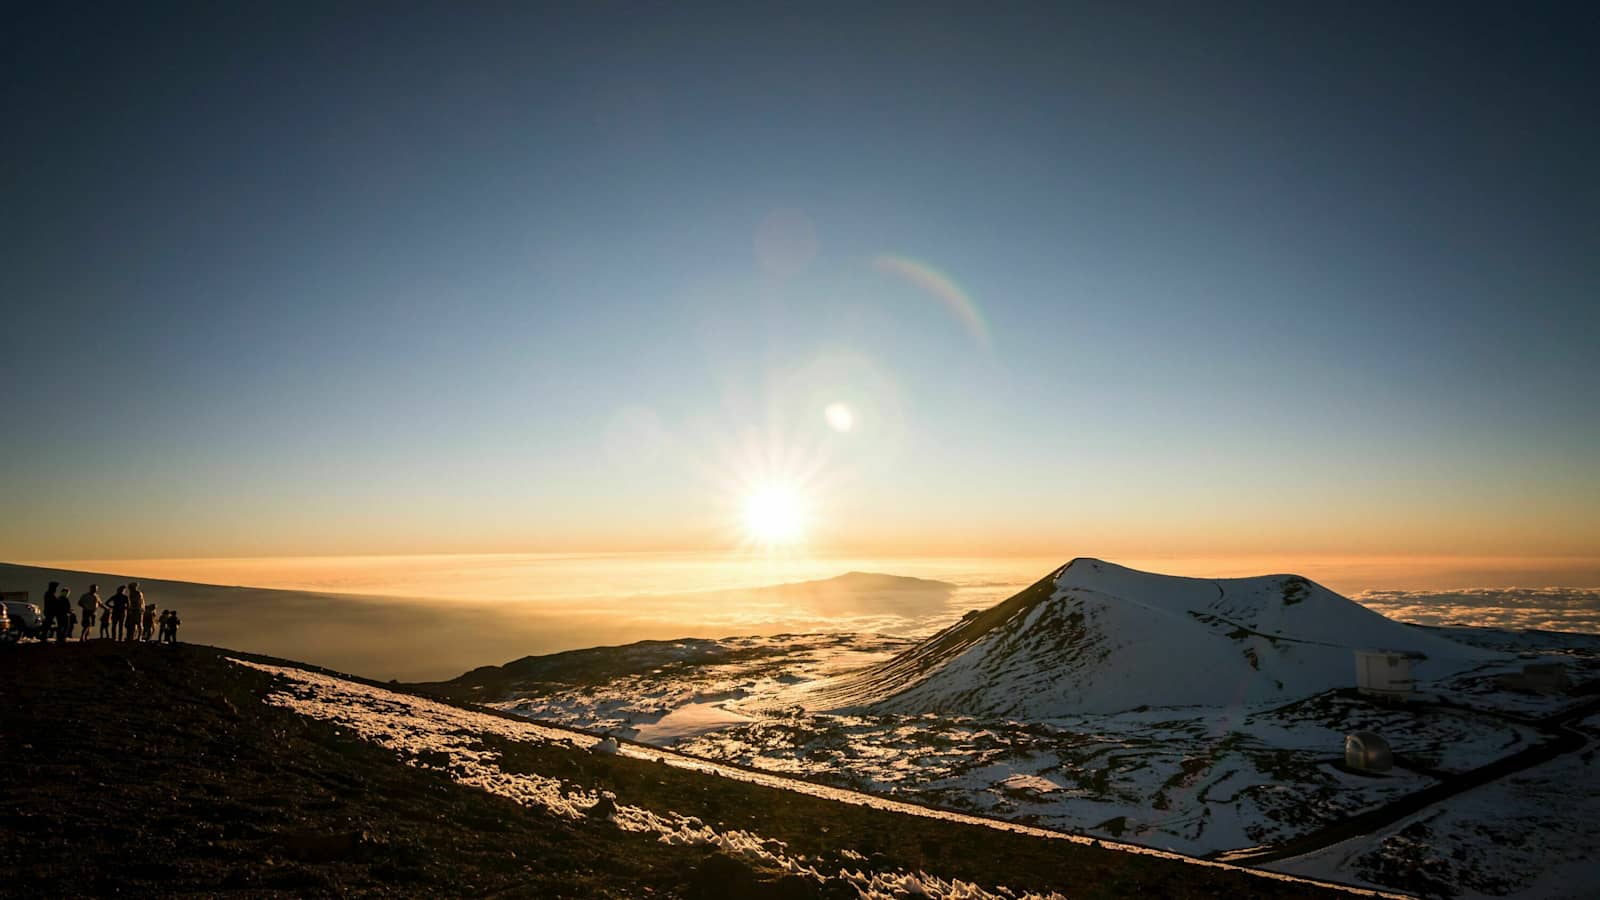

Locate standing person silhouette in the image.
[108,585,129,640]
[140,603,156,642]
[41,582,61,641]
[162,609,181,644]
[55,587,73,642]
[78,584,101,641]
[125,582,144,642]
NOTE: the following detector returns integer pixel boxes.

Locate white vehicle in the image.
[1,599,46,640]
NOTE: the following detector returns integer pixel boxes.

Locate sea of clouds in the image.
[1354,587,1600,634]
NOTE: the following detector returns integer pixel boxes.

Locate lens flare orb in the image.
[824,402,854,433]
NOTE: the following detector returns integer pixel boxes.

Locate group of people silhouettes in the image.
[39,581,181,644]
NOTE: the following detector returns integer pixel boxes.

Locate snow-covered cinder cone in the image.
[810,558,1500,717]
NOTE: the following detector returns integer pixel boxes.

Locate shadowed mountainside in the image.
[0,563,958,682]
[427,637,790,703]
[0,561,588,681]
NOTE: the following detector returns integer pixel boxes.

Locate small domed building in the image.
[1344,731,1393,773]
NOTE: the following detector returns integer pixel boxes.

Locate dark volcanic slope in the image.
[1,641,1359,898]
[0,642,721,898]
[431,637,782,702]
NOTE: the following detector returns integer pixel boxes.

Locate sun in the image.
[743,485,806,545]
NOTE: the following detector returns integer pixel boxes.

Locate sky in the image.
[3,2,1597,565]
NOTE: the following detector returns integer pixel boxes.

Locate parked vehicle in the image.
[1,599,47,641]
[0,602,10,642]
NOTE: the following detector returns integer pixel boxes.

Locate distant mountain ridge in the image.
[683,570,957,619]
[801,558,1498,716]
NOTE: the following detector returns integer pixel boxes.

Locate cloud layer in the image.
[1354,587,1600,634]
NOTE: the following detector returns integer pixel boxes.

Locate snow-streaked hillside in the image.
[463,568,1599,895]
[799,559,1497,716]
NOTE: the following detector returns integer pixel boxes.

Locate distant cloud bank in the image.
[1354,587,1600,634]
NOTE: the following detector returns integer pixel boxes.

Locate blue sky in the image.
[3,3,1596,560]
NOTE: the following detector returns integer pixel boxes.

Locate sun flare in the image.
[743,486,806,545]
